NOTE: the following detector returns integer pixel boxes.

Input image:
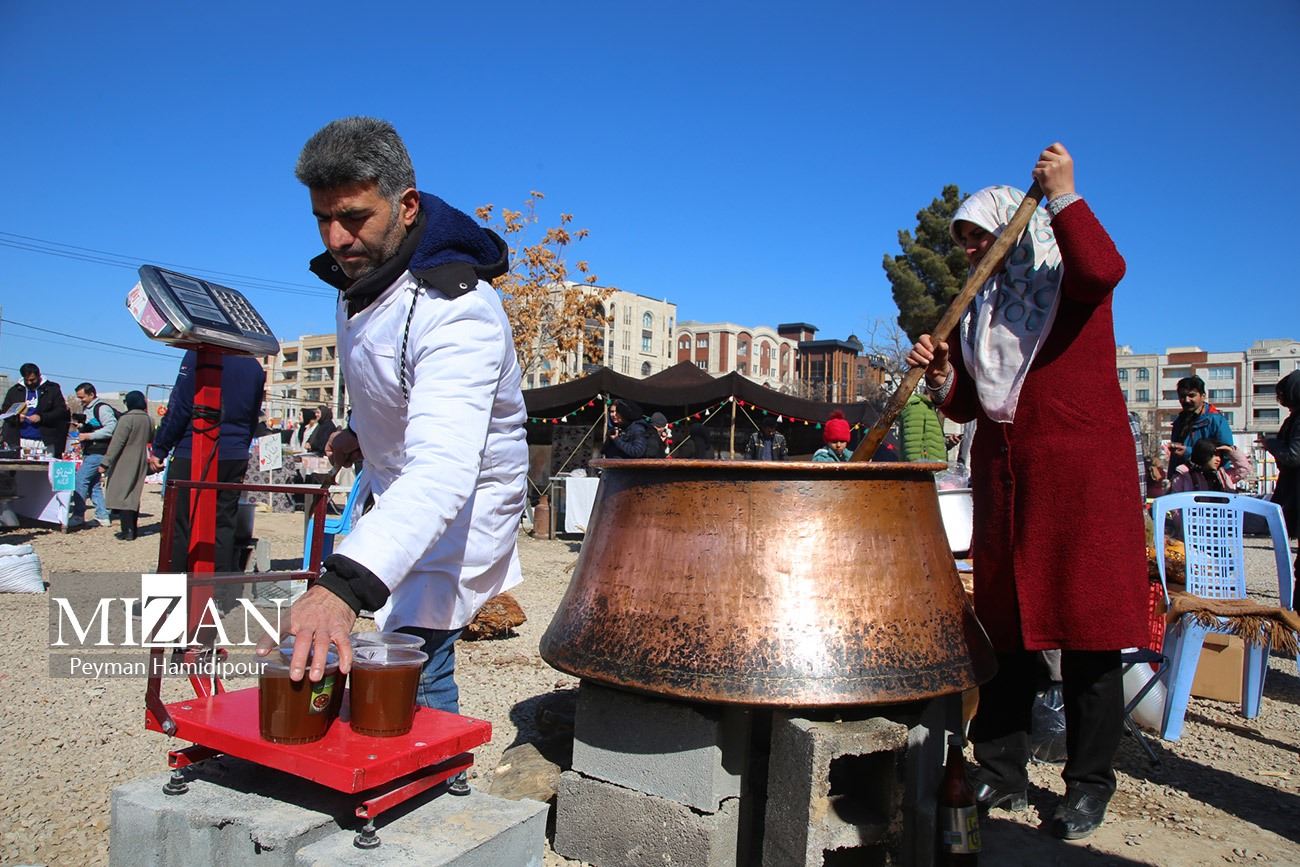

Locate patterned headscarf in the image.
[951,186,1062,422]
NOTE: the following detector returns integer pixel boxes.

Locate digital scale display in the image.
[126,265,280,357]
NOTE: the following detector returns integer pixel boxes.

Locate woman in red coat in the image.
[906,143,1147,841]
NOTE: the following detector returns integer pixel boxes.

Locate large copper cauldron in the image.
[540,459,996,707]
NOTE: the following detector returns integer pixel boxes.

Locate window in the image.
[760,344,770,358]
[1117,369,1129,382]
[679,337,691,350]
[621,357,630,374]
[527,374,534,388]
[623,307,631,325]
[282,351,298,364]
[641,362,652,376]
[623,332,631,351]
[696,337,709,348]
[306,388,320,402]
[1121,389,1128,401]
[1254,383,1278,396]
[1208,389,1234,403]
[1255,408,1281,423]
[1163,367,1189,380]
[1219,411,1234,426]
[1254,360,1280,374]
[738,342,748,356]
[642,312,653,329]
[1136,389,1150,402]
[739,363,748,375]
[809,360,826,381]
[696,360,709,371]
[1208,366,1234,380]
[668,317,674,331]
[306,348,323,363]
[1136,368,1150,381]
[1162,390,1178,402]
[642,330,653,352]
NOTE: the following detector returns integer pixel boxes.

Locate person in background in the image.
[746,416,788,460]
[1169,439,1251,495]
[647,412,670,458]
[898,392,947,462]
[812,410,853,462]
[1261,371,1300,570]
[905,144,1146,840]
[604,399,655,459]
[295,408,319,453]
[72,383,117,526]
[2,363,69,456]
[149,350,265,604]
[307,406,337,456]
[677,421,715,459]
[101,391,153,541]
[1168,375,1233,476]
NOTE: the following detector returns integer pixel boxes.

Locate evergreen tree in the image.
[881,184,971,342]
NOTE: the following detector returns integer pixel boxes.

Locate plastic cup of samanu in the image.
[348,646,428,737]
[259,644,340,744]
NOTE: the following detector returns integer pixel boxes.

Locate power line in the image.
[0,231,335,299]
[1,317,177,358]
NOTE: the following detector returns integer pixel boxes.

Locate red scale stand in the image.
[142,347,490,848]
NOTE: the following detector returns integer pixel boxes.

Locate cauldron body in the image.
[540,459,996,706]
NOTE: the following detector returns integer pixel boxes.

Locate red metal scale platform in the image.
[143,346,491,848]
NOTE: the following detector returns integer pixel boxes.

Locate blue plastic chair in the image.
[302,470,369,571]
[1152,492,1295,740]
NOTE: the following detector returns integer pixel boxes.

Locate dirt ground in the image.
[0,485,1298,866]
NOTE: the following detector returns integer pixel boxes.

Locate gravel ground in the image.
[0,485,1298,866]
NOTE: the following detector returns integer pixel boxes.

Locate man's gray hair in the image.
[295,117,416,203]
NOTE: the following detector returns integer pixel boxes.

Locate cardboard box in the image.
[1189,633,1244,703]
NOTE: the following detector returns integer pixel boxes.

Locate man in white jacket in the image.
[278,117,528,755]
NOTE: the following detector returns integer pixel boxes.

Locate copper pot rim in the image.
[589,458,949,474]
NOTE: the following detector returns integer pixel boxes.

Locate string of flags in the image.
[526,394,860,430]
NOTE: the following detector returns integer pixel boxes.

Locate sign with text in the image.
[49,461,77,492]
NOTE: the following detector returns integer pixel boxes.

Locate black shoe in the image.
[1047,788,1108,839]
[447,771,471,796]
[973,780,1029,813]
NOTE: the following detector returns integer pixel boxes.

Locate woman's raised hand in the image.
[1033,142,1075,201]
[906,334,952,389]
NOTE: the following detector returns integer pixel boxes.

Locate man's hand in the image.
[1169,443,1187,458]
[256,584,355,681]
[26,412,40,423]
[1033,142,1076,201]
[78,432,92,442]
[325,429,362,469]
[148,455,165,473]
[905,334,952,389]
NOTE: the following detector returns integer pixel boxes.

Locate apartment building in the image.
[1117,338,1300,444]
[540,285,677,388]
[777,323,886,402]
[674,321,797,391]
[261,333,342,422]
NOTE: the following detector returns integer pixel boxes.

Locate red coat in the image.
[940,201,1148,653]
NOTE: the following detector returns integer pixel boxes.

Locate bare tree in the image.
[477,192,614,382]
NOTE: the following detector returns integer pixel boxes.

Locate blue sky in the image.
[2,1,1297,394]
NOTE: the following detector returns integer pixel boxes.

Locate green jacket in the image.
[899,394,946,462]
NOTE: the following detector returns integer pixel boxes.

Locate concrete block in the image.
[762,712,909,867]
[110,756,546,867]
[572,681,751,811]
[554,771,745,867]
[294,790,548,866]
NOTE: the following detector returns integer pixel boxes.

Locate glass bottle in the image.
[937,732,980,865]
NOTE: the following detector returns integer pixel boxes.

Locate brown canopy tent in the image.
[523,362,898,486]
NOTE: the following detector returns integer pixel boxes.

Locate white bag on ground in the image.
[0,543,45,593]
[1121,651,1167,731]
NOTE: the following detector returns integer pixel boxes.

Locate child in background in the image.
[812,411,852,462]
[1169,438,1251,494]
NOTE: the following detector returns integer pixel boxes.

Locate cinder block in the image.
[110,759,350,867]
[294,790,548,866]
[572,681,751,811]
[554,771,745,867]
[109,757,546,867]
[762,712,909,867]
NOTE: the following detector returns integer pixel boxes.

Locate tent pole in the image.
[729,398,737,459]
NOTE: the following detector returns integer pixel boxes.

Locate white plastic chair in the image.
[1152,492,1295,740]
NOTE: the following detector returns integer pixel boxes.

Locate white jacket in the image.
[334,273,527,630]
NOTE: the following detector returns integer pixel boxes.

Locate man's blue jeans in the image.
[397,627,463,714]
[72,454,108,522]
